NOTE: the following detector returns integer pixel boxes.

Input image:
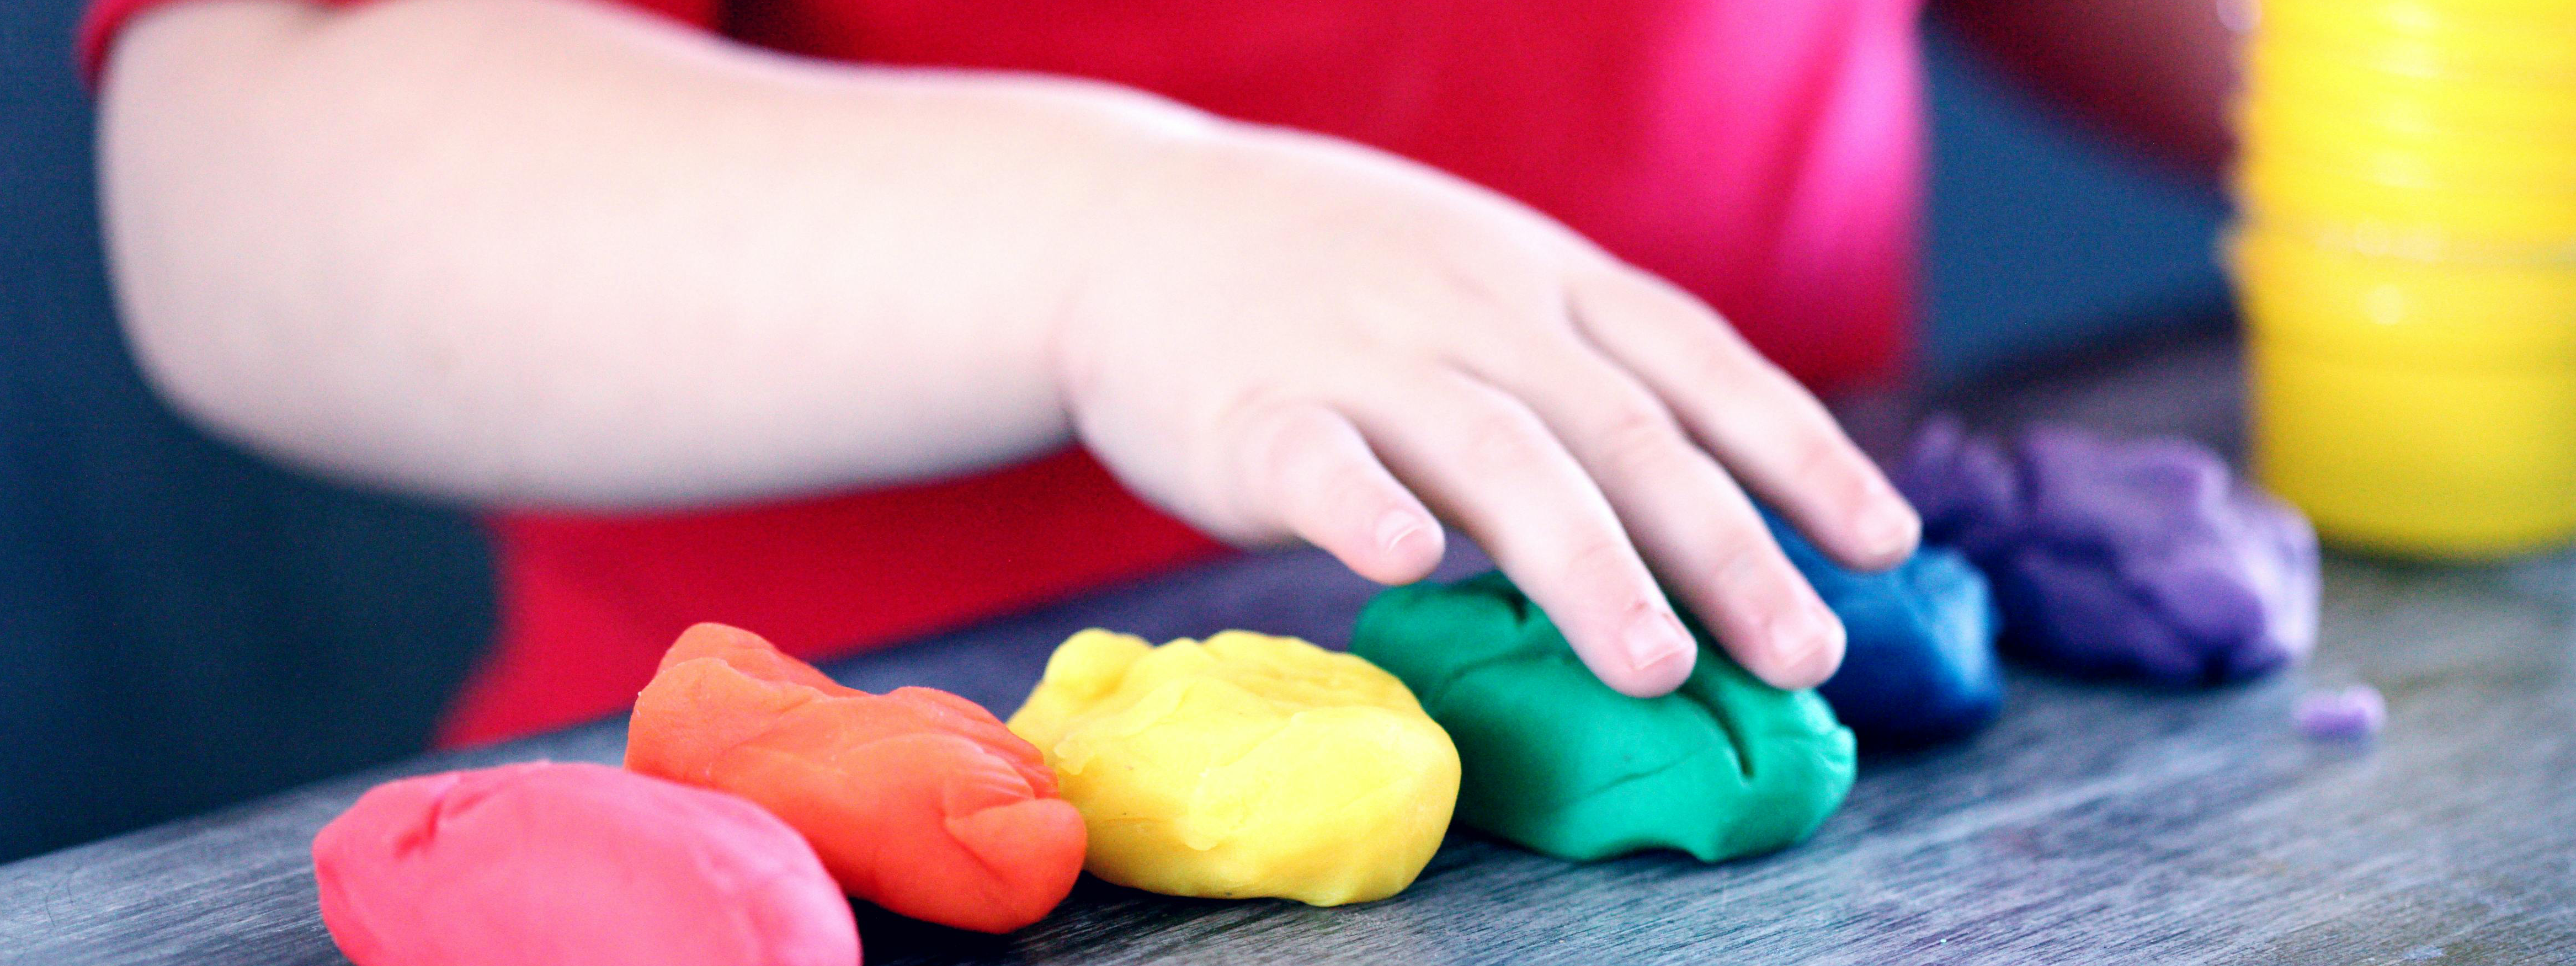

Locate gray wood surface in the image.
[5,337,2573,965]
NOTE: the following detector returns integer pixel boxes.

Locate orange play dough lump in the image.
[626,623,1085,933]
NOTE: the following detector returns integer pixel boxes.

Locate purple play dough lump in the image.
[2296,685,2386,739]
[1895,416,2320,684]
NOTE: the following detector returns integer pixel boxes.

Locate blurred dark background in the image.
[0,3,2225,861]
[2,0,493,861]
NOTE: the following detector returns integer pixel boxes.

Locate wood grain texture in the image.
[4,337,2573,965]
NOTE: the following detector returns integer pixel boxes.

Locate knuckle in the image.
[1461,405,1553,473]
[1202,392,1324,524]
[1775,382,1838,430]
[1558,536,1644,602]
[1688,340,1758,387]
[1226,397,1322,478]
[1322,463,1394,521]
[1434,273,1573,348]
[1590,398,1683,481]
[1786,437,1850,488]
[1678,319,1778,389]
[1707,525,1774,589]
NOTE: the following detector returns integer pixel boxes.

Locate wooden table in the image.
[6,337,2573,965]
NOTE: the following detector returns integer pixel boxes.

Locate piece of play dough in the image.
[1005,629,1459,906]
[1350,574,1855,863]
[1765,510,2004,746]
[626,623,1085,933]
[2296,685,2386,740]
[1897,417,2321,684]
[314,762,858,966]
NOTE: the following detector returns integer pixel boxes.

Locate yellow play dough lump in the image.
[1005,629,1460,906]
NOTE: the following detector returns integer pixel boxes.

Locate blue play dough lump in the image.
[1765,511,2004,746]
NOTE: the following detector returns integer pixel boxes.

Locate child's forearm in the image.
[104,0,1931,698]
[102,0,1209,507]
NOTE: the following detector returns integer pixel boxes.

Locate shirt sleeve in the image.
[79,0,726,88]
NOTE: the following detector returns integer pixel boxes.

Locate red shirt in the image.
[84,0,1925,745]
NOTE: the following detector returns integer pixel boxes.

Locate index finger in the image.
[1348,372,1699,697]
[1570,268,1920,572]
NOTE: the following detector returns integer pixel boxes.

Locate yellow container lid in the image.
[2237,152,2576,255]
[2230,226,2576,367]
[2259,0,2576,80]
[2244,42,2576,136]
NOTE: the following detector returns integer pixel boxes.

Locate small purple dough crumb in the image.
[1896,416,2322,685]
[2297,685,2386,739]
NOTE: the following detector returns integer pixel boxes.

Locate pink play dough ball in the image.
[313,761,860,966]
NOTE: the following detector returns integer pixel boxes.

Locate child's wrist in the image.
[1034,114,1258,394]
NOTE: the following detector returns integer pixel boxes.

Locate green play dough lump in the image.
[1350,572,1856,863]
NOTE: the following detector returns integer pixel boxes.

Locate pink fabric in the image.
[730,0,1927,390]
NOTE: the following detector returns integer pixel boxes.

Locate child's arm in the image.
[99,0,1918,697]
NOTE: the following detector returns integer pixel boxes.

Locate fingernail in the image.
[1375,510,1424,553]
[1768,603,1843,677]
[1624,609,1694,675]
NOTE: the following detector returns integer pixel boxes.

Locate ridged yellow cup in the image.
[2245,42,2576,136]
[2237,228,2576,556]
[2237,0,2576,557]
[2260,0,2576,81]
[2236,157,2576,260]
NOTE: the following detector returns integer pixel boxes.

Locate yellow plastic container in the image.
[2265,0,2576,17]
[2260,0,2576,34]
[2236,228,2576,556]
[2245,42,2576,136]
[2239,0,2576,557]
[2239,55,2576,162]
[2239,99,2576,183]
[2261,0,2576,81]
[2237,151,2576,260]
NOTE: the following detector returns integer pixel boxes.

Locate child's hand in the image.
[1055,125,1921,697]
[100,0,1909,700]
